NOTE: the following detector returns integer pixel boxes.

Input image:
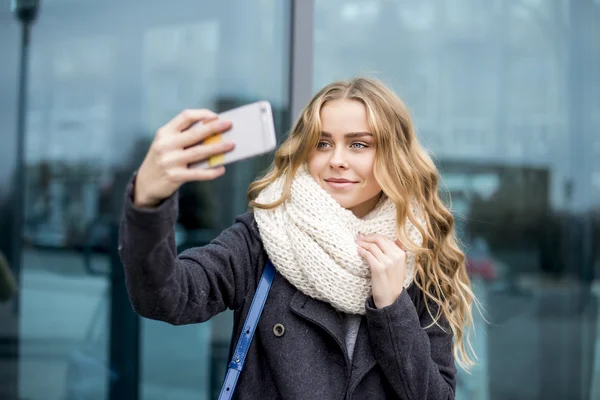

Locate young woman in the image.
[120,77,476,399]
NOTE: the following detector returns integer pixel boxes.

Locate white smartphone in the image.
[189,101,277,169]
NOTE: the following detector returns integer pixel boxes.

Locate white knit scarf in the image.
[253,165,424,315]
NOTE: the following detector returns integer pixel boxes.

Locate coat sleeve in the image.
[118,177,261,325]
[365,289,457,399]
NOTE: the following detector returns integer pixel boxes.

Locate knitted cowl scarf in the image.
[253,164,424,315]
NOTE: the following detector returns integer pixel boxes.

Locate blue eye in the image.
[317,141,331,148]
[350,142,368,149]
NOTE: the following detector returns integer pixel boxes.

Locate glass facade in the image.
[1,1,291,399]
[314,0,600,399]
[0,0,599,399]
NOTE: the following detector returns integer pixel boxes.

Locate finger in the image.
[357,240,387,264]
[359,235,398,255]
[180,141,235,164]
[165,109,218,132]
[357,246,380,269]
[176,119,232,148]
[395,239,407,252]
[177,165,227,182]
[379,238,406,262]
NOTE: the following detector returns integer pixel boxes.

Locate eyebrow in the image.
[321,131,373,139]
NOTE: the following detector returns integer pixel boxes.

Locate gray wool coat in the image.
[118,180,457,399]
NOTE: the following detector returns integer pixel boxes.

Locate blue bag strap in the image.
[218,260,276,400]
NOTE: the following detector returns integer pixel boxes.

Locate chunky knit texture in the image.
[254,165,424,315]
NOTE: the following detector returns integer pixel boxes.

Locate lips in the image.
[324,177,358,190]
[325,178,357,184]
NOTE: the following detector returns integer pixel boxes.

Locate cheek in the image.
[367,179,382,194]
[356,155,381,192]
[354,153,377,179]
[307,152,326,177]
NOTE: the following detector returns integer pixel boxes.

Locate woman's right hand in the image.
[133,109,235,208]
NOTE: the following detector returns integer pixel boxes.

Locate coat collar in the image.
[288,289,377,379]
[289,289,346,352]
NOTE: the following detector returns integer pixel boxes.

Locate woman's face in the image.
[307,99,382,218]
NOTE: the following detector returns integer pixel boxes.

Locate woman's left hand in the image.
[356,234,407,309]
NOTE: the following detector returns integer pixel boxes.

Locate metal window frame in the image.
[289,0,314,123]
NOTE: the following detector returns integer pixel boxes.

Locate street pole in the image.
[9,0,39,297]
[8,2,39,400]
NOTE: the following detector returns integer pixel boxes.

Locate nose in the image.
[329,147,349,170]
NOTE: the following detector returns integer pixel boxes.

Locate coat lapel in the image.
[288,289,378,384]
[289,290,347,360]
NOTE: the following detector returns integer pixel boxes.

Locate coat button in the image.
[273,323,285,337]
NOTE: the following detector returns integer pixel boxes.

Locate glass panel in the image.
[0,1,290,399]
[314,0,600,398]
[0,7,22,400]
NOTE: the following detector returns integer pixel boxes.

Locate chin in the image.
[329,194,357,210]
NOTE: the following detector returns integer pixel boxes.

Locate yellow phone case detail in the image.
[204,134,224,167]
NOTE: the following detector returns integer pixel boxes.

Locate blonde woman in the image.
[120,77,476,399]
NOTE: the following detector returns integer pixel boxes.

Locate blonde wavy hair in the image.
[248,77,477,371]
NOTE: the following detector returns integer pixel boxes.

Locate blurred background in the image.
[0,0,599,399]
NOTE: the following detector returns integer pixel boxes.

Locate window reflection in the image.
[315,0,599,398]
[5,1,291,399]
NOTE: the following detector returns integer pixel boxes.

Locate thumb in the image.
[395,239,406,252]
